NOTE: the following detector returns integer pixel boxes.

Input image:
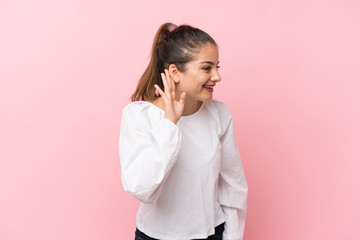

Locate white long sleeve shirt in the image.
[119,99,248,240]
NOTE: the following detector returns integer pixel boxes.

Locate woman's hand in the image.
[154,69,186,124]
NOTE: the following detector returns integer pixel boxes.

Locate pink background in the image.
[1,0,359,239]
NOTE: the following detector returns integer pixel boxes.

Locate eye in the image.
[202,65,221,71]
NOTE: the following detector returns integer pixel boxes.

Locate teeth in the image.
[204,86,213,89]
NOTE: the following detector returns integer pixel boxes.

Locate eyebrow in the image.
[199,61,220,65]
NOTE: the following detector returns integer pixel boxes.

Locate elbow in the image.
[134,191,160,204]
[122,177,160,204]
[124,187,159,204]
[124,187,160,204]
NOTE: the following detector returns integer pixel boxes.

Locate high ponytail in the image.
[131,22,217,102]
[131,23,173,102]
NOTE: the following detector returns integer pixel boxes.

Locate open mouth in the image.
[203,85,214,92]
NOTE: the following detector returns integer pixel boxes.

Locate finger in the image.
[171,76,175,89]
[170,71,175,91]
[154,84,165,97]
[155,87,159,97]
[165,69,175,98]
[164,69,172,92]
[172,78,176,99]
[179,92,186,105]
[161,72,169,95]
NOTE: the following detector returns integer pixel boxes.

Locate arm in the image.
[119,105,181,203]
[218,116,248,240]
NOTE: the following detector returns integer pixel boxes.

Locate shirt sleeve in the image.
[218,113,248,240]
[119,104,181,204]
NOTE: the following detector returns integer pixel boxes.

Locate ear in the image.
[168,64,181,83]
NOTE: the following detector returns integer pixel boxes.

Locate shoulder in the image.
[204,99,233,120]
[121,101,164,129]
[122,101,150,111]
[203,99,234,135]
[122,101,158,117]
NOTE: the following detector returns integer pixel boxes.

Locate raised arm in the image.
[120,68,186,203]
[119,105,181,203]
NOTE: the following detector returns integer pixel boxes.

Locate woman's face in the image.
[175,43,221,102]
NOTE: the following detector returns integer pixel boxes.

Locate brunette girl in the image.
[119,22,248,240]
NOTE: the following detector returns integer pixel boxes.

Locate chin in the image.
[189,92,213,102]
[201,95,213,102]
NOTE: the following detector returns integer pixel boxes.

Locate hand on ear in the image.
[155,65,180,98]
[154,69,186,124]
[168,64,180,83]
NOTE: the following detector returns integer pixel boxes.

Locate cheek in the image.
[180,72,207,91]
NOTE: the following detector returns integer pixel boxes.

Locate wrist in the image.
[164,115,179,125]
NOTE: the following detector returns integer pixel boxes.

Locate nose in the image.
[212,69,221,82]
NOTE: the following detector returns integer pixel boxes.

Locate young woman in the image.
[119,22,248,240]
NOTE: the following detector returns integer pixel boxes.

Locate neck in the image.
[150,95,202,116]
[182,96,202,116]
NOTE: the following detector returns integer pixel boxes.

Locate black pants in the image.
[134,222,225,240]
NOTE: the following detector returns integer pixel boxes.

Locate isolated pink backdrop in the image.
[1,0,359,239]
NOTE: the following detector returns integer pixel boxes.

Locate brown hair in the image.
[131,22,217,102]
